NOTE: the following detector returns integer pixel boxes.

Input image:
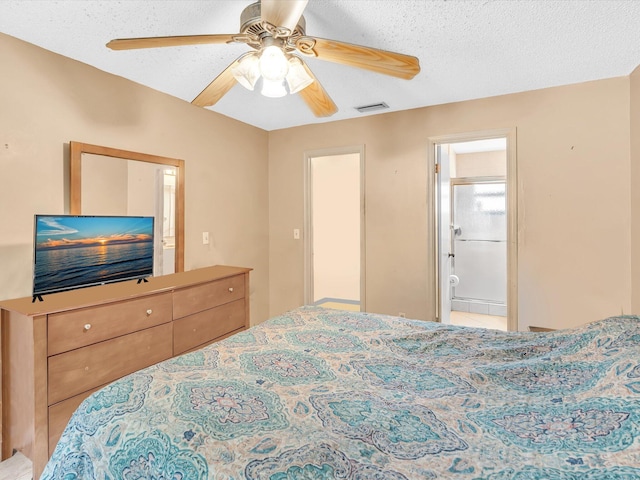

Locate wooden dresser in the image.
[0,264,251,479]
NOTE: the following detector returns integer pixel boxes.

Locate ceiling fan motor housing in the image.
[240,2,306,40]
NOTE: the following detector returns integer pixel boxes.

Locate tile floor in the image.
[315,300,508,331]
[450,310,508,331]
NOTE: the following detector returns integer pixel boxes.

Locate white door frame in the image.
[303,145,366,310]
[436,145,452,324]
[428,128,518,331]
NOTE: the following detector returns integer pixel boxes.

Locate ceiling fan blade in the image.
[297,63,337,117]
[192,59,240,107]
[261,0,308,32]
[298,37,420,80]
[107,34,237,51]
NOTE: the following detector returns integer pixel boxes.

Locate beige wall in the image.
[454,150,506,178]
[1,32,637,331]
[0,33,270,324]
[269,77,632,330]
[632,65,640,313]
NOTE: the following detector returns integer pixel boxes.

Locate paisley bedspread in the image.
[41,307,640,479]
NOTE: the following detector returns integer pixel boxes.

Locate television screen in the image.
[33,215,154,296]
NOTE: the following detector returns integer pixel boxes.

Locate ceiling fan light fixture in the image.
[261,78,288,98]
[286,56,314,94]
[259,45,289,81]
[232,53,260,90]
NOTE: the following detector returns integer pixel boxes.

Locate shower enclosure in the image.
[450,180,507,316]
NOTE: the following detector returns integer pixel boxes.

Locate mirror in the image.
[70,141,184,274]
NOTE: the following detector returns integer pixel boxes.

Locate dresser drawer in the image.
[49,387,100,455]
[173,275,245,319]
[173,299,245,355]
[48,293,172,356]
[48,322,172,405]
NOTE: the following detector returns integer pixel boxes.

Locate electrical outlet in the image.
[202,232,209,245]
[293,229,300,240]
[398,312,406,318]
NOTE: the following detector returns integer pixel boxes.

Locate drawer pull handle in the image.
[228,287,234,293]
[146,309,153,316]
[84,324,92,331]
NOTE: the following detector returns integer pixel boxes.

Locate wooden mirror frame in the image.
[69,141,185,272]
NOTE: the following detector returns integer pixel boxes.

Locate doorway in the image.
[430,130,517,331]
[160,168,176,275]
[304,146,365,311]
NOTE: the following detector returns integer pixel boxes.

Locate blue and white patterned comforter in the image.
[42,307,640,479]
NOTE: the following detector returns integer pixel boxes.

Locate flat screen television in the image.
[33,214,154,297]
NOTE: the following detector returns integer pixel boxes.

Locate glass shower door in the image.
[451,182,507,309]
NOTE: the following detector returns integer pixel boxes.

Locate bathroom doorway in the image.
[430,130,517,331]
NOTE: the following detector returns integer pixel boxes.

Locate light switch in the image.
[293,229,300,240]
[202,232,209,245]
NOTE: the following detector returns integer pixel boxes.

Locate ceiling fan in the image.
[106,0,420,117]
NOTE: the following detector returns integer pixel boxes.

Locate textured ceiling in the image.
[1,0,639,131]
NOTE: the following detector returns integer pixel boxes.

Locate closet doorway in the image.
[304,146,365,312]
[430,130,517,331]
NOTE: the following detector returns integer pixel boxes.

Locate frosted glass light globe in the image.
[261,78,287,98]
[232,53,260,90]
[259,45,289,81]
[286,56,314,93]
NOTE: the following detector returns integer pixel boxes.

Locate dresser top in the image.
[0,265,251,316]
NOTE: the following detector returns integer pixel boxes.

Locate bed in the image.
[41,306,640,479]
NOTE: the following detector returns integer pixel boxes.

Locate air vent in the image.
[355,102,389,113]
